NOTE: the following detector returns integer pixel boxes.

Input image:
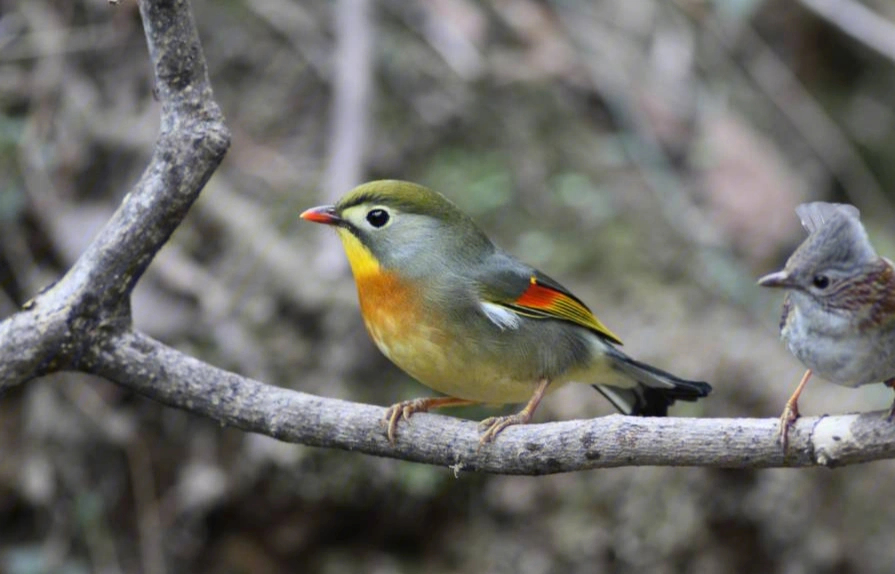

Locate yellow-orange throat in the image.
[336,228,382,278]
[334,228,424,350]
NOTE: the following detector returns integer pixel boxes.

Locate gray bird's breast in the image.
[782,298,895,387]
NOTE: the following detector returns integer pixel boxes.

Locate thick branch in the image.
[62,0,229,310]
[87,330,895,474]
[0,0,229,388]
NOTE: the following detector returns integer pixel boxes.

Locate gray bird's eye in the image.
[812,274,830,289]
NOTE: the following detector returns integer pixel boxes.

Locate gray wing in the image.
[796,202,860,234]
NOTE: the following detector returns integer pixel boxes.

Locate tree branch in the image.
[86,330,895,474]
[799,0,895,66]
[0,0,228,387]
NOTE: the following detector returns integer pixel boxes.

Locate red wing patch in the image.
[507,276,623,345]
[515,280,564,308]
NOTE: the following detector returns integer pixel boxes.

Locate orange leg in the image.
[885,379,895,421]
[478,378,551,445]
[778,369,812,449]
[384,396,477,445]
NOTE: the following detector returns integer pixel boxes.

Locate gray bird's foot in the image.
[884,379,895,422]
[777,402,800,450]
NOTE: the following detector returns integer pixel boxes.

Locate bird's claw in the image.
[885,400,895,423]
[777,402,800,450]
[478,413,526,445]
[885,379,895,422]
[383,399,428,445]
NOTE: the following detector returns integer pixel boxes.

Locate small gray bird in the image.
[758,202,895,447]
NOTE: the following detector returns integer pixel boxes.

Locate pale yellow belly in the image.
[363,306,622,404]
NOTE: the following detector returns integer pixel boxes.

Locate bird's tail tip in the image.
[594,356,711,416]
[592,381,711,417]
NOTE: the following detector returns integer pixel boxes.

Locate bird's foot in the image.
[478,411,532,445]
[778,370,812,451]
[384,399,430,445]
[885,379,895,422]
[777,402,800,450]
[383,396,476,445]
[477,378,549,446]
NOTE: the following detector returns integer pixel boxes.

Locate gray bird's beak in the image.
[757,270,794,288]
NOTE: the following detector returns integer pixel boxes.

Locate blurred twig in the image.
[196,178,355,309]
[315,0,375,273]
[127,438,165,574]
[697,14,895,222]
[324,0,373,202]
[549,1,763,307]
[56,379,165,574]
[387,0,485,80]
[799,0,895,65]
[738,26,894,220]
[0,23,127,62]
[244,0,329,78]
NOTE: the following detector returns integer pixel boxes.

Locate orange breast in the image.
[352,268,462,389]
[355,269,424,347]
[334,228,442,375]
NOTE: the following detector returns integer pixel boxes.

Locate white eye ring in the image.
[364,206,392,229]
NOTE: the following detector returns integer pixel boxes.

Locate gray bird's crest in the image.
[792,202,876,269]
[796,202,860,235]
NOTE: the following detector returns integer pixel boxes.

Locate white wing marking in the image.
[480,301,521,331]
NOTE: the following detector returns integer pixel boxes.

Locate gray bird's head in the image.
[757,202,878,301]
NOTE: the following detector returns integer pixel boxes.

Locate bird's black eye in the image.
[812,274,830,289]
[366,208,390,228]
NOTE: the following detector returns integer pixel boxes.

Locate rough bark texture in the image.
[84,330,895,473]
[1,0,229,385]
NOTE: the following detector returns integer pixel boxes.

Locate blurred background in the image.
[2,0,895,572]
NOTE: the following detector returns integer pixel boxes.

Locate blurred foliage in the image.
[3,0,895,572]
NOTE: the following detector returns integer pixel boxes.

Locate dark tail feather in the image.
[593,356,711,416]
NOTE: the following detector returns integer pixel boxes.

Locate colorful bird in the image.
[302,180,711,444]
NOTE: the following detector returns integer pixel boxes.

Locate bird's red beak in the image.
[300,205,342,225]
